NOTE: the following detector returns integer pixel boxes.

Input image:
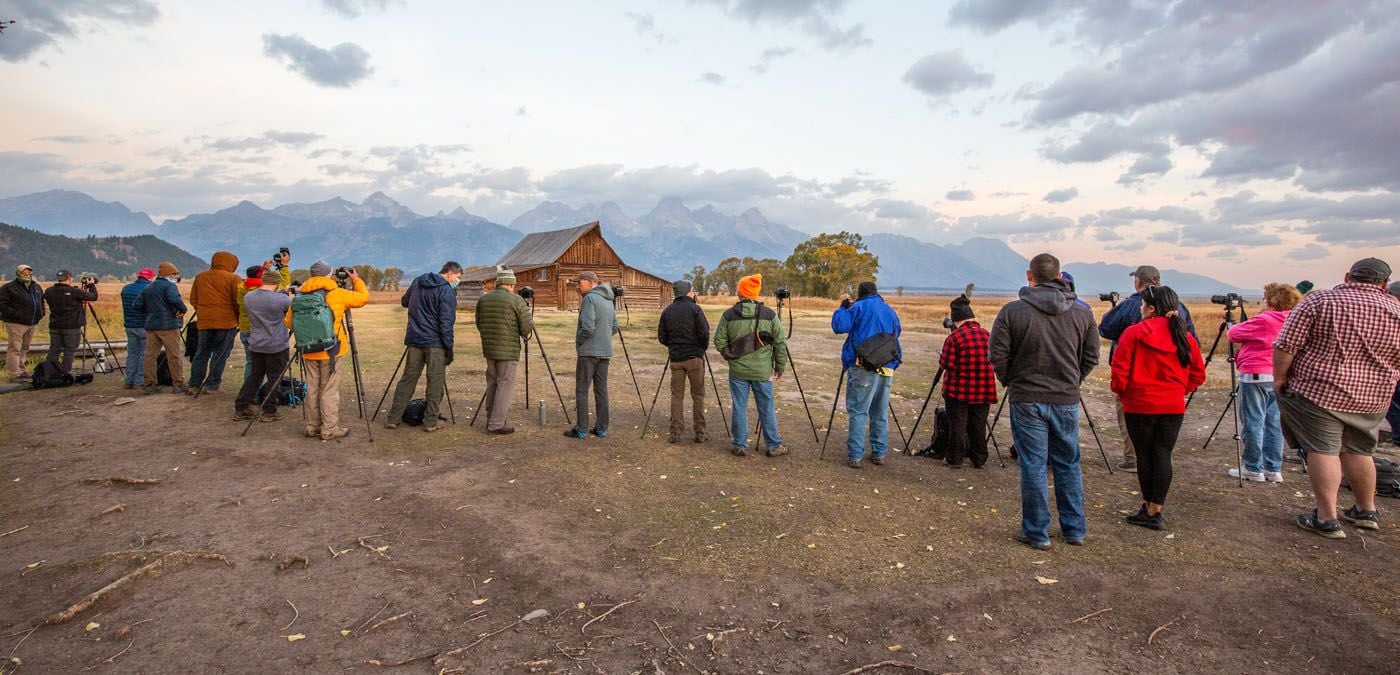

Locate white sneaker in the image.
[1228,467,1266,482]
[1265,471,1284,483]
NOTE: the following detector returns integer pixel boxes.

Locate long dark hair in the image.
[1142,285,1192,367]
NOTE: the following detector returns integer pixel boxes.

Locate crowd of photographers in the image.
[4,247,1399,546]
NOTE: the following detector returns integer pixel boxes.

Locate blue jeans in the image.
[729,377,782,450]
[240,331,252,385]
[1239,381,1283,472]
[1010,402,1086,545]
[1387,381,1400,444]
[845,368,891,462]
[188,328,237,391]
[123,327,147,386]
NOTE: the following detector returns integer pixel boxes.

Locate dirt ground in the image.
[2,298,1397,674]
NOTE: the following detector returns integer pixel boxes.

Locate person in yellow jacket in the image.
[288,260,370,440]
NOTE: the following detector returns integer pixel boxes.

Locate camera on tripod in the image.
[942,316,956,330]
[334,266,355,289]
[517,286,535,300]
[612,285,625,298]
[1210,292,1244,310]
[272,247,289,269]
[1098,291,1120,304]
[774,288,791,301]
[80,276,98,287]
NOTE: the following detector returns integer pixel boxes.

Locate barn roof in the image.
[497,222,598,268]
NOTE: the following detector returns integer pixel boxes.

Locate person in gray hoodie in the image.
[564,271,619,439]
[989,253,1099,550]
[233,267,293,421]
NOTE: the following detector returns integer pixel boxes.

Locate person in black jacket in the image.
[43,270,99,374]
[658,280,711,443]
[1,264,45,382]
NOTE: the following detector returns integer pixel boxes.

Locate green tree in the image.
[683,265,707,295]
[709,257,744,296]
[784,232,879,299]
[382,267,404,291]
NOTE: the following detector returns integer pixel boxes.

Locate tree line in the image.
[683,232,881,299]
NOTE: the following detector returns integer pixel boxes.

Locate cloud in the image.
[625,11,672,45]
[31,135,88,144]
[954,212,1074,241]
[1285,244,1329,261]
[1043,187,1078,203]
[693,0,871,51]
[0,0,159,62]
[946,0,1059,33]
[1206,247,1239,259]
[1116,152,1172,185]
[902,50,993,98]
[321,0,391,18]
[203,130,325,152]
[1210,190,1400,246]
[945,189,975,201]
[697,72,726,86]
[262,33,373,88]
[751,46,795,74]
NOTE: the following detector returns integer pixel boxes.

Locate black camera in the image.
[517,286,535,300]
[1098,291,1120,304]
[774,288,791,300]
[613,285,624,297]
[1211,292,1244,310]
[273,247,289,269]
[334,266,355,288]
[81,276,98,287]
[942,316,956,330]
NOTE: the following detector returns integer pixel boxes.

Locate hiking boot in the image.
[185,386,201,396]
[1117,461,1138,473]
[232,407,258,421]
[563,428,587,439]
[871,456,884,466]
[667,433,681,444]
[142,385,163,395]
[944,460,964,469]
[1126,505,1166,531]
[489,426,515,435]
[260,410,284,422]
[731,446,748,457]
[1340,505,1380,531]
[1296,509,1346,539]
[321,427,350,440]
[589,428,607,438]
[1265,471,1284,483]
[694,432,708,444]
[423,421,448,433]
[846,459,862,469]
[766,444,789,457]
[1016,532,1051,551]
[1228,467,1266,482]
[123,383,138,390]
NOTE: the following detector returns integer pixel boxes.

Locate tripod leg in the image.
[523,340,530,411]
[298,354,309,427]
[1203,392,1234,449]
[986,397,1007,468]
[88,306,124,373]
[783,347,822,444]
[470,388,488,427]
[1080,396,1114,474]
[372,347,408,422]
[617,332,646,410]
[533,327,572,427]
[704,355,729,438]
[640,361,669,439]
[905,367,943,454]
[819,368,848,459]
[887,401,907,451]
[444,368,456,424]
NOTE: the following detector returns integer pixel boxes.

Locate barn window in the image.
[537,269,549,282]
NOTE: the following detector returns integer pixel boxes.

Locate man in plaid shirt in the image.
[1275,257,1400,538]
[939,293,997,468]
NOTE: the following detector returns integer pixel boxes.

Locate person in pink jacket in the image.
[1227,283,1303,482]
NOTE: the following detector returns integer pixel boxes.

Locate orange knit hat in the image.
[737,274,762,300]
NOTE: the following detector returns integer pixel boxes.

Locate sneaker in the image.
[423,421,448,433]
[321,427,350,440]
[304,427,319,438]
[1264,471,1284,483]
[123,383,138,390]
[766,444,789,457]
[1016,532,1051,551]
[1296,509,1346,539]
[1117,461,1138,473]
[667,434,681,444]
[1228,467,1267,482]
[846,459,862,469]
[384,422,399,429]
[232,407,258,421]
[260,410,284,422]
[870,456,884,466]
[694,432,708,443]
[589,428,607,438]
[142,385,163,395]
[1340,505,1380,531]
[1125,506,1166,531]
[563,428,587,439]
[489,426,515,435]
[731,446,748,457]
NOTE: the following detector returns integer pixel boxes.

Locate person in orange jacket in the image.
[289,260,370,440]
[187,251,242,394]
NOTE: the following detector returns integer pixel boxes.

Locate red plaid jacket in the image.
[1273,283,1400,414]
[939,321,998,404]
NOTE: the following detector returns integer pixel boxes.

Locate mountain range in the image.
[0,222,205,281]
[0,189,1244,294]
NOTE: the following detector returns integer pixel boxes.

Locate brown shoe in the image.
[305,427,319,438]
[423,421,449,433]
[694,432,708,443]
[321,427,350,440]
[847,459,862,469]
[489,426,515,435]
[260,410,284,422]
[871,456,885,466]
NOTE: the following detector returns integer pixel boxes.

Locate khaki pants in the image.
[387,347,447,425]
[5,322,37,379]
[1116,399,1136,462]
[669,357,706,437]
[304,358,343,438]
[144,329,186,386]
[483,359,518,431]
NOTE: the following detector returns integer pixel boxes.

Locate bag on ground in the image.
[256,376,306,407]
[916,406,950,457]
[31,361,73,390]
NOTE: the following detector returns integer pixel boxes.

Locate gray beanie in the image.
[672,279,692,298]
[310,260,331,277]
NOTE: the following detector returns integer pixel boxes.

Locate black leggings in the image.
[1124,413,1184,506]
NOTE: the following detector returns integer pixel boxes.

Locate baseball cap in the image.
[15,264,32,274]
[1129,265,1161,282]
[55,269,73,281]
[571,271,600,283]
[1348,257,1391,282]
[137,268,155,280]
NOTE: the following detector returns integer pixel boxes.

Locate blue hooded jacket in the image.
[133,277,187,331]
[831,293,902,370]
[1098,291,1197,358]
[120,278,150,328]
[401,272,456,352]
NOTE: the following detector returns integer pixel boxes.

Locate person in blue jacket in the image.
[119,269,154,389]
[832,281,902,469]
[1097,265,1197,471]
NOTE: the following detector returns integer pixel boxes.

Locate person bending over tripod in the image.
[939,292,997,468]
[657,279,710,444]
[832,281,901,469]
[1110,285,1205,531]
[292,261,369,440]
[472,266,532,435]
[1224,283,1301,482]
[715,274,788,457]
[234,267,293,422]
[385,262,462,433]
[42,270,99,374]
[187,251,243,395]
[563,271,618,439]
[134,262,188,394]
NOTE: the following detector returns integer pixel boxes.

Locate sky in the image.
[2,0,1398,287]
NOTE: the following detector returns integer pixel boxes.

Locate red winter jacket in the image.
[1110,316,1206,414]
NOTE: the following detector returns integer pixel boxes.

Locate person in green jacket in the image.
[474,267,533,434]
[714,274,788,457]
[564,271,619,439]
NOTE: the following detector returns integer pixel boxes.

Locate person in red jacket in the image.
[1110,285,1206,530]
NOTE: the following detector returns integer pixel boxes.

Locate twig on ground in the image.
[554,643,588,662]
[358,538,390,558]
[838,660,935,674]
[80,637,135,671]
[282,600,299,631]
[433,611,548,666]
[651,620,703,675]
[364,612,412,635]
[6,626,37,660]
[1069,608,1113,624]
[82,477,161,486]
[366,651,437,668]
[1148,616,1183,645]
[708,627,745,654]
[113,619,153,638]
[0,525,29,538]
[581,595,644,635]
[327,545,340,558]
[277,555,309,571]
[357,601,392,633]
[41,551,229,625]
[98,505,125,517]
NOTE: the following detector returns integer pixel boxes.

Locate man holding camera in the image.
[293,261,369,440]
[473,266,533,435]
[1275,258,1400,538]
[1097,265,1196,472]
[658,279,710,444]
[0,264,44,382]
[832,281,901,468]
[41,270,99,374]
[564,271,619,439]
[272,248,292,291]
[187,251,243,395]
[385,261,463,432]
[715,274,788,457]
[990,253,1099,550]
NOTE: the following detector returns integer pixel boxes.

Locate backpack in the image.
[256,376,306,407]
[855,332,901,371]
[290,290,339,356]
[155,351,173,386]
[183,320,199,359]
[403,399,428,426]
[916,406,950,458]
[1373,457,1400,499]
[31,361,74,390]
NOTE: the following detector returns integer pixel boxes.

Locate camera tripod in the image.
[1195,305,1249,487]
[640,354,732,439]
[774,294,821,445]
[342,308,374,442]
[983,394,1113,473]
[897,366,1007,468]
[612,292,645,410]
[371,346,456,425]
[82,303,124,374]
[472,318,571,428]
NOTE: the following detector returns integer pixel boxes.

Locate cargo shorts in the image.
[1278,388,1382,457]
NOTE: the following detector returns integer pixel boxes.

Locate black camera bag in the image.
[854,332,901,371]
[31,361,74,390]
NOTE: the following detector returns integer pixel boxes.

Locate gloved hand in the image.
[839,294,853,310]
[443,350,454,367]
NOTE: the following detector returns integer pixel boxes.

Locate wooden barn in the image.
[458,222,673,311]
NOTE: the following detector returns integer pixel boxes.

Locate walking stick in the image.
[819,366,849,459]
[904,367,945,454]
[640,361,669,439]
[371,347,408,422]
[704,355,729,438]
